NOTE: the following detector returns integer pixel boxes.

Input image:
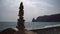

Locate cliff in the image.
[32,14,60,22]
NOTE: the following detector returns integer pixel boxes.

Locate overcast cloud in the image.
[0,0,60,22]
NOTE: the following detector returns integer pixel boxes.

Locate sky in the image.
[0,0,60,22]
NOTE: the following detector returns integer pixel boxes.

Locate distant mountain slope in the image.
[32,14,60,22]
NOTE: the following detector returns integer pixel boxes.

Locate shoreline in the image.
[31,26,60,34]
[0,26,60,34]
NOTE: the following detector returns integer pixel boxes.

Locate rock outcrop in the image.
[0,28,16,34]
[32,14,60,22]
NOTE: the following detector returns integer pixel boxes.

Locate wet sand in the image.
[31,26,60,34]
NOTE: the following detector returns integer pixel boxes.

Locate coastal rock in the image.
[32,14,60,22]
[32,18,36,22]
[0,28,16,34]
[0,28,37,34]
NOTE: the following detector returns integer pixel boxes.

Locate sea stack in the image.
[16,2,25,34]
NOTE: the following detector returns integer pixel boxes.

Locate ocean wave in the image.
[26,24,60,30]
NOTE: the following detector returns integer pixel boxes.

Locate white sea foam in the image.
[26,24,60,30]
[40,24,60,29]
[13,28,18,31]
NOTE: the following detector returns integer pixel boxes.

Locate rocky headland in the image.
[32,14,60,22]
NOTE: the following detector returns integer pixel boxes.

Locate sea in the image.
[0,22,60,31]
